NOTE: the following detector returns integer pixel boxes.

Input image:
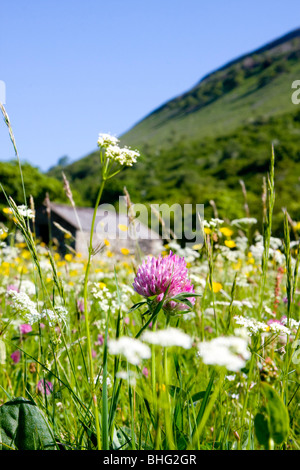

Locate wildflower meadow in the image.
[0,103,299,452]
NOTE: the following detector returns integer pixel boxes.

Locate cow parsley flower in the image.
[141,327,193,349]
[197,336,250,372]
[133,251,195,313]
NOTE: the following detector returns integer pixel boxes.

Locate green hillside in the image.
[48,28,300,236]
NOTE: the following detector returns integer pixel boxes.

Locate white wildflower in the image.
[226,375,236,381]
[42,306,68,327]
[231,218,257,227]
[234,315,269,336]
[268,321,290,335]
[197,336,250,372]
[105,144,140,167]
[19,279,36,297]
[116,370,137,386]
[97,133,119,148]
[8,290,43,324]
[16,205,35,219]
[281,317,300,329]
[108,336,151,365]
[141,327,193,349]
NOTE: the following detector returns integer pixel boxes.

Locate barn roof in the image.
[49,203,160,240]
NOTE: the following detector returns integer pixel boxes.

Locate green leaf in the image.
[0,397,56,450]
[254,412,270,448]
[261,383,289,445]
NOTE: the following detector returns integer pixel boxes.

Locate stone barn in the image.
[35,202,163,258]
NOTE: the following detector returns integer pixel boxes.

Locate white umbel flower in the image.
[197,336,250,372]
[8,290,43,325]
[97,133,119,148]
[108,336,151,365]
[17,205,35,219]
[105,144,140,167]
[141,327,193,349]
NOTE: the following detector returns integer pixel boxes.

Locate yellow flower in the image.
[69,270,78,277]
[106,250,114,258]
[294,221,300,231]
[64,253,73,262]
[220,227,233,237]
[120,247,130,255]
[204,227,211,234]
[211,281,222,293]
[21,250,31,259]
[233,259,242,270]
[103,239,110,246]
[3,207,12,215]
[118,224,128,232]
[225,239,236,248]
[64,232,72,239]
[192,243,203,250]
[16,242,27,248]
[99,282,107,289]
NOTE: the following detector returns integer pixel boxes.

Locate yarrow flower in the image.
[132,251,196,313]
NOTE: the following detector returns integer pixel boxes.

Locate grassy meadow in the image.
[0,104,299,452]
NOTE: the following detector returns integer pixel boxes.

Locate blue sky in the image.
[1,0,299,171]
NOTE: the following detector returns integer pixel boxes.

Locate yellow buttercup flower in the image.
[211,281,223,293]
[64,253,73,262]
[204,227,212,234]
[120,247,130,255]
[220,227,233,237]
[225,239,236,248]
[118,224,128,232]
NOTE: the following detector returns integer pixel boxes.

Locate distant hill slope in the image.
[120,27,300,151]
[48,28,300,235]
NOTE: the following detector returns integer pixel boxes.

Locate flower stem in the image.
[83,175,107,450]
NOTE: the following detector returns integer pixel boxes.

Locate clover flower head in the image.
[132,251,195,312]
